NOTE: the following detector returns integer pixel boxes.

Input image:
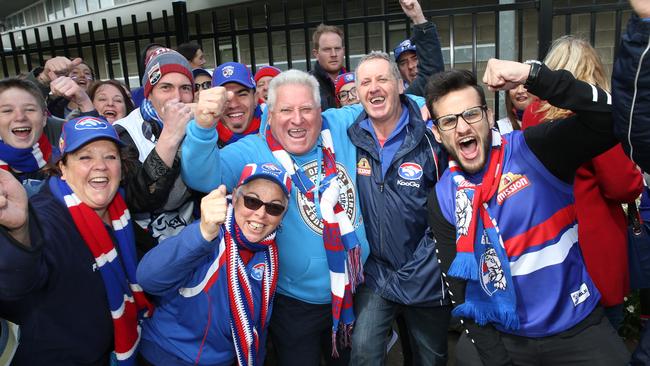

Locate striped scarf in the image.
[266,119,362,356]
[48,177,153,364]
[140,99,164,129]
[0,134,51,173]
[224,204,278,366]
[217,105,263,146]
[447,129,518,330]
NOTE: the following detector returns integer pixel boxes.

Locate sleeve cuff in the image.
[188,119,218,141]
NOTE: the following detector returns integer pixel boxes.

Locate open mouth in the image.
[458,136,479,160]
[515,96,528,102]
[288,128,307,138]
[89,177,109,189]
[11,127,32,139]
[103,110,117,119]
[370,96,385,105]
[247,221,265,232]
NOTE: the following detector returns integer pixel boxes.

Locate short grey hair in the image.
[355,51,403,87]
[267,70,321,111]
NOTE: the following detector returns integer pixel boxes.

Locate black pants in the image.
[269,293,350,366]
[455,307,630,366]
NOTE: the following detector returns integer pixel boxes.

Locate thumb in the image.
[226,90,235,101]
[71,58,83,67]
[48,71,58,83]
[216,184,227,197]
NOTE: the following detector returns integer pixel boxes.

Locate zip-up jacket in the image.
[348,95,448,306]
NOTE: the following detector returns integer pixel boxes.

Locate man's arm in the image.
[612,6,650,171]
[427,189,513,366]
[402,0,445,97]
[483,59,616,183]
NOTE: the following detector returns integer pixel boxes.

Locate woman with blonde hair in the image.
[522,35,643,331]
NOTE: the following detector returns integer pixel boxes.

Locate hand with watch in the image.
[482,58,540,91]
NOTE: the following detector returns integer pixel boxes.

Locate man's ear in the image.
[431,125,443,144]
[312,48,318,59]
[398,79,405,95]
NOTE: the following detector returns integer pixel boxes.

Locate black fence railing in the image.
[0,0,632,93]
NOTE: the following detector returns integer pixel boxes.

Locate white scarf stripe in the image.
[330,271,347,297]
[95,247,118,268]
[335,211,354,235]
[114,325,141,361]
[110,294,135,319]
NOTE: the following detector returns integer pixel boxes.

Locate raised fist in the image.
[0,170,29,244]
[199,185,228,241]
[195,87,230,129]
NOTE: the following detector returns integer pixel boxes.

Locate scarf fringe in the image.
[346,246,364,292]
[330,323,353,358]
[452,302,520,330]
[447,252,479,281]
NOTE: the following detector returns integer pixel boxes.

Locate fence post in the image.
[173,1,189,45]
[537,0,553,60]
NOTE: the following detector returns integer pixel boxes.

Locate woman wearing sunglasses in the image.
[193,68,213,102]
[137,162,291,366]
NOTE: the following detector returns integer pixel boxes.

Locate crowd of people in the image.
[0,0,649,365]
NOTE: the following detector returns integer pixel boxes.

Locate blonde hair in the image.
[537,35,610,121]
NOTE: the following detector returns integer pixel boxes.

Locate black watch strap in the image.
[524,60,542,88]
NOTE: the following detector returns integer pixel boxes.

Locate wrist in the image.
[411,14,427,25]
[523,60,542,88]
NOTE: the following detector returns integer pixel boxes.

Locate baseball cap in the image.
[394,39,417,62]
[59,116,124,155]
[212,62,255,89]
[254,65,282,84]
[237,162,292,197]
[335,72,356,96]
[192,68,212,80]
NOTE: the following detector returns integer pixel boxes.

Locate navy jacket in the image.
[0,183,113,366]
[348,96,448,306]
[403,21,445,97]
[613,14,650,172]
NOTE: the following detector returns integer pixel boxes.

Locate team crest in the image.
[357,158,371,176]
[398,162,423,180]
[74,116,109,130]
[296,161,357,234]
[480,247,507,296]
[147,62,162,85]
[222,65,235,78]
[455,190,472,236]
[251,263,265,281]
[496,172,530,205]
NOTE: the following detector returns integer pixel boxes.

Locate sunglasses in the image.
[242,195,286,216]
[194,81,212,92]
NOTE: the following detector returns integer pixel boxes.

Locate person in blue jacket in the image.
[138,162,291,366]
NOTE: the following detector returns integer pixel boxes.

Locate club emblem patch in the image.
[357,158,371,176]
[147,62,161,85]
[222,65,235,78]
[251,263,265,281]
[480,247,507,296]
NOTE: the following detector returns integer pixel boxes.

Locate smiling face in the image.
[255,76,274,103]
[233,178,287,243]
[69,63,93,91]
[397,51,418,84]
[0,87,47,149]
[93,84,127,124]
[356,58,403,125]
[148,73,194,114]
[431,86,493,175]
[313,32,344,76]
[221,82,256,134]
[269,83,321,155]
[508,85,534,111]
[337,82,358,106]
[59,139,121,220]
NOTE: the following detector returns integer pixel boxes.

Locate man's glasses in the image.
[435,105,487,131]
[242,195,286,216]
[194,81,212,92]
[337,87,357,102]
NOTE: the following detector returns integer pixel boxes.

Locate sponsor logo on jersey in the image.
[296,160,357,234]
[496,172,530,204]
[251,263,265,281]
[357,158,371,176]
[570,283,590,306]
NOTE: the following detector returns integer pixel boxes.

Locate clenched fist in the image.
[199,185,228,242]
[195,87,230,129]
[0,170,29,245]
[49,76,94,112]
[482,58,531,92]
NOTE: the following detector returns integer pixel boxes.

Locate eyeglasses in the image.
[435,105,487,131]
[337,87,357,102]
[242,195,286,216]
[194,81,212,92]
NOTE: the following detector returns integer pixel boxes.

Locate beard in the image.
[441,130,492,175]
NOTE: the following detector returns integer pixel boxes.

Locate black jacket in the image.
[403,21,445,97]
[310,61,340,111]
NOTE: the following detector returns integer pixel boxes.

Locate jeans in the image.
[350,284,451,366]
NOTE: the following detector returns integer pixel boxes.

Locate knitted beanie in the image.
[254,66,282,84]
[142,48,193,98]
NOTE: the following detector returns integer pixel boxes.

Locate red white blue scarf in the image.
[48,177,153,364]
[447,129,518,330]
[217,105,263,146]
[266,119,362,356]
[0,134,51,173]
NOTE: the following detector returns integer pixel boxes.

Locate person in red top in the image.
[522,35,643,330]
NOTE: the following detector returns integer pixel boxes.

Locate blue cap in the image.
[394,39,417,62]
[59,116,123,155]
[237,162,292,197]
[192,68,212,80]
[212,62,255,89]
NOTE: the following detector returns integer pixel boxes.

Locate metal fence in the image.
[0,0,632,91]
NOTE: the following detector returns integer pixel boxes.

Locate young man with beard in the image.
[393,0,444,97]
[211,62,263,148]
[311,24,347,111]
[113,48,197,243]
[426,60,630,365]
[347,51,449,365]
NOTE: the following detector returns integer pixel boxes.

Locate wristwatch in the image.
[524,60,542,88]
